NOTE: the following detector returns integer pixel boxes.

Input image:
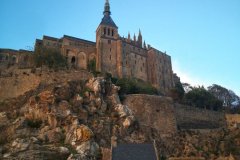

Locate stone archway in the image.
[77,52,87,70]
[89,53,96,61]
[12,55,18,63]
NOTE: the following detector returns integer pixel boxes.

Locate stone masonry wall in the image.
[174,104,227,130]
[0,66,93,102]
[122,94,177,137]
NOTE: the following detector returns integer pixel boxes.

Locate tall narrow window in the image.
[112,29,114,36]
[108,40,111,44]
[110,48,111,52]
[108,28,110,35]
[110,55,111,60]
[104,28,106,35]
[126,61,127,64]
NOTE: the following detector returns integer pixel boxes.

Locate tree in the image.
[29,46,67,68]
[169,82,184,103]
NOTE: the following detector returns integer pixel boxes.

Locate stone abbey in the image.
[0,0,176,94]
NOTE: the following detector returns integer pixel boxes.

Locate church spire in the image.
[104,0,111,15]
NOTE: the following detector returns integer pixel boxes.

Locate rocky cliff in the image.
[0,71,240,160]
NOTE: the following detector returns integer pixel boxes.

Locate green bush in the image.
[116,78,159,95]
[30,46,68,68]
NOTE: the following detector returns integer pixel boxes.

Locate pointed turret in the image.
[138,29,142,47]
[134,33,136,44]
[128,32,131,42]
[143,40,146,49]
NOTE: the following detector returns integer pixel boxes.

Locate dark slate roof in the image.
[112,143,157,160]
[63,35,96,44]
[100,13,117,28]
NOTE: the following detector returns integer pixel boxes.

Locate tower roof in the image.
[100,0,117,27]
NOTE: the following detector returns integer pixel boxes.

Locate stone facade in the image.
[33,0,174,94]
[173,73,181,86]
[0,49,32,76]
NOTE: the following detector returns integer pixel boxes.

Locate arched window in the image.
[0,55,3,61]
[112,29,114,36]
[71,56,75,64]
[104,28,106,35]
[12,57,16,63]
[108,28,110,35]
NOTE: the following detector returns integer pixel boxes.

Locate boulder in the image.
[56,100,73,118]
[85,77,106,94]
[65,125,94,145]
[58,146,70,155]
[123,116,135,129]
[73,94,84,104]
[76,140,99,157]
[0,112,7,121]
[12,138,30,152]
[47,128,62,143]
[115,104,132,117]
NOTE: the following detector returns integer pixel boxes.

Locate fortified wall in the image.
[123,94,177,137]
[174,104,227,130]
[123,94,227,136]
[0,66,93,102]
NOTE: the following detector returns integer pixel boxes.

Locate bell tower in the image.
[96,0,119,71]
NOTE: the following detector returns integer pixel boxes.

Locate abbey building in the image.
[0,0,175,94]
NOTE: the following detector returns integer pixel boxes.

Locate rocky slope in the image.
[0,76,240,160]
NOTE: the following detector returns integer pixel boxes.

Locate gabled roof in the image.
[112,143,157,160]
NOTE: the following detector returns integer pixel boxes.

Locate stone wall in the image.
[122,94,177,137]
[174,104,227,130]
[0,66,93,102]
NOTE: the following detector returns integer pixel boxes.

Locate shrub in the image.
[116,78,159,95]
[30,45,67,68]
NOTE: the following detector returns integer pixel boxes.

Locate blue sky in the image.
[0,0,240,96]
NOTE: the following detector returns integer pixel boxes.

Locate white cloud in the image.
[172,60,211,88]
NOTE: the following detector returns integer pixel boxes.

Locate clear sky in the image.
[0,0,240,95]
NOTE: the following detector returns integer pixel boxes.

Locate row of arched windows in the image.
[104,28,114,36]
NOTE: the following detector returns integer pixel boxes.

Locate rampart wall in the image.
[122,94,177,137]
[174,104,227,130]
[0,66,93,102]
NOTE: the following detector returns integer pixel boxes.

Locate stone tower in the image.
[96,0,119,72]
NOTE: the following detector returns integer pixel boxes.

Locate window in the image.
[0,55,3,61]
[6,55,8,60]
[126,61,127,64]
[133,47,135,51]
[108,28,110,35]
[108,40,111,44]
[78,43,80,46]
[112,29,114,36]
[110,48,111,52]
[47,42,50,46]
[104,28,106,35]
[138,49,140,52]
[110,55,111,60]
[12,57,16,63]
[53,43,56,47]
